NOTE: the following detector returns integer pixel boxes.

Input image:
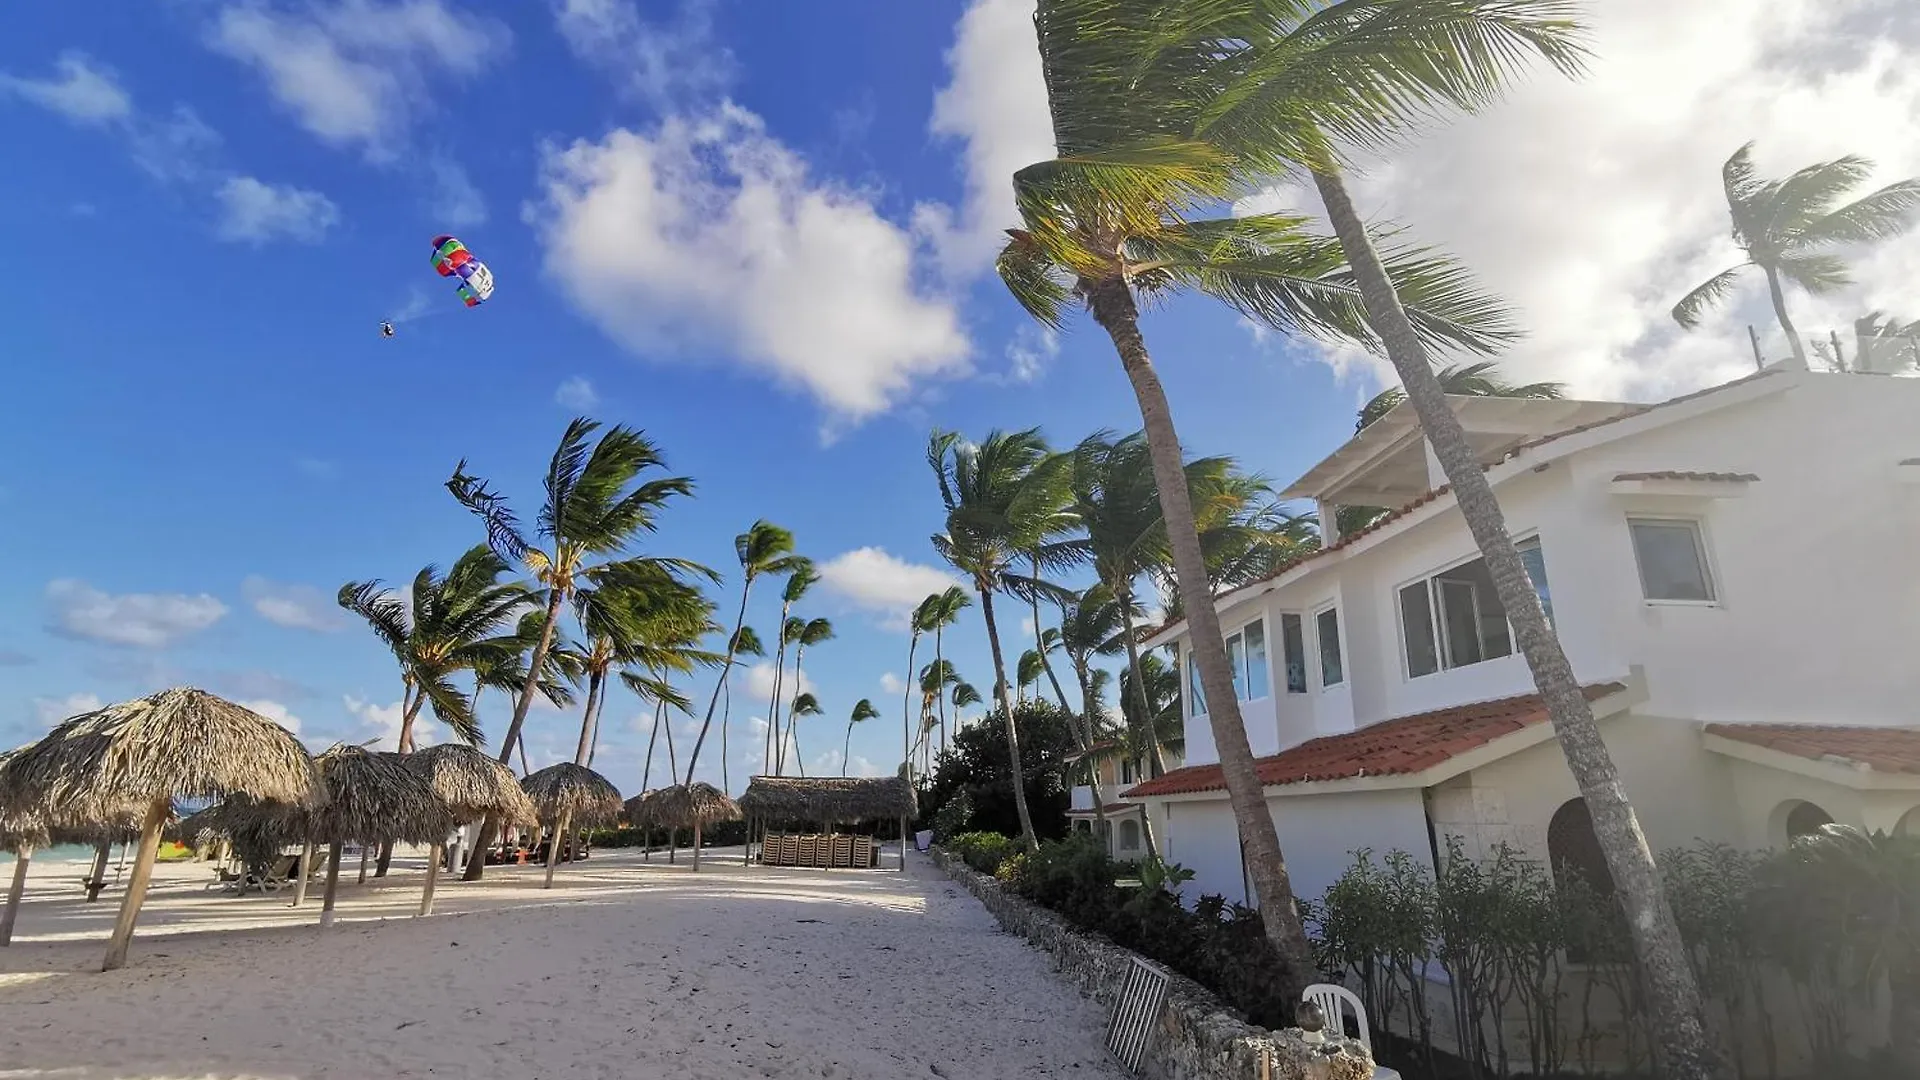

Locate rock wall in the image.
[930,848,1372,1080]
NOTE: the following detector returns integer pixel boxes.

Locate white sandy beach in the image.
[0,848,1125,1080]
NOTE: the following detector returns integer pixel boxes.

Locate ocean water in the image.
[0,844,107,866]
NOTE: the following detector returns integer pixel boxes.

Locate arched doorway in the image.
[1780,799,1833,844]
[1118,818,1141,853]
[1547,797,1617,896]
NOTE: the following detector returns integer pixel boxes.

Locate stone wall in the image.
[930,848,1372,1080]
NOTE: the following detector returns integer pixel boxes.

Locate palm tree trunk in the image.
[1762,263,1808,368]
[2,846,32,946]
[788,643,811,776]
[1117,594,1169,778]
[395,681,423,754]
[575,667,604,765]
[764,608,793,775]
[934,627,948,757]
[720,670,732,791]
[664,710,679,778]
[642,699,662,792]
[686,579,754,785]
[977,590,1039,850]
[1312,164,1713,1080]
[901,633,920,780]
[1069,662,1112,834]
[843,722,854,777]
[1030,565,1075,715]
[466,585,566,881]
[1084,271,1315,991]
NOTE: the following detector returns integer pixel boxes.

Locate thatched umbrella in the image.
[738,775,916,871]
[0,689,321,969]
[520,763,621,889]
[300,745,456,926]
[649,783,741,871]
[623,789,663,862]
[405,745,537,914]
[0,746,50,946]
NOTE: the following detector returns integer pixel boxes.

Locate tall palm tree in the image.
[684,522,804,787]
[473,610,582,776]
[1015,649,1044,705]
[781,617,834,776]
[1119,650,1182,772]
[570,565,717,767]
[919,586,972,758]
[843,698,879,777]
[717,625,764,790]
[338,544,528,753]
[901,595,937,782]
[446,417,699,880]
[914,659,959,766]
[757,569,818,778]
[1003,0,1587,1012]
[928,428,1072,850]
[1356,360,1565,431]
[1673,143,1920,367]
[786,692,822,776]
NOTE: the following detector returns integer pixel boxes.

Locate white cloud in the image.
[127,105,221,184]
[207,0,506,158]
[1005,325,1057,383]
[45,579,227,649]
[214,176,341,244]
[878,672,905,696]
[815,548,966,629]
[34,692,104,725]
[344,694,428,750]
[528,107,972,423]
[429,157,486,226]
[551,0,732,109]
[1018,615,1036,641]
[242,576,345,633]
[237,699,304,734]
[554,375,600,411]
[0,52,132,126]
[740,661,812,705]
[1240,0,1920,400]
[913,0,1055,277]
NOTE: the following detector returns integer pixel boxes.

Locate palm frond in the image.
[1670,265,1747,329]
[1775,253,1852,295]
[539,417,601,543]
[997,231,1076,330]
[447,461,532,564]
[417,672,481,746]
[619,670,694,714]
[337,580,410,659]
[1791,178,1920,249]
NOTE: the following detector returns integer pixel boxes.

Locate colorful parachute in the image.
[430,235,494,307]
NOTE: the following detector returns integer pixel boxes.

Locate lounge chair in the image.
[206,866,244,892]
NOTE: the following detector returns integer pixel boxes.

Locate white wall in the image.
[1162,788,1434,910]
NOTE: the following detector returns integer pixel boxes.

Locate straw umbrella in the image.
[520,763,621,888]
[0,746,50,946]
[405,744,537,914]
[0,689,321,970]
[301,745,456,926]
[649,782,741,872]
[623,789,662,862]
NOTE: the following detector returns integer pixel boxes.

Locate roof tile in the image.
[1122,683,1627,799]
[1612,470,1758,483]
[1704,723,1920,775]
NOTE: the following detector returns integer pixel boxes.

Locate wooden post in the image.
[1748,325,1766,370]
[744,815,753,866]
[899,816,909,870]
[544,810,571,890]
[2,846,32,945]
[668,828,678,864]
[356,844,370,884]
[292,838,314,907]
[101,798,168,971]
[319,840,344,928]
[85,841,111,901]
[419,842,442,916]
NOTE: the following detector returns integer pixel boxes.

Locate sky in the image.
[2,0,1916,794]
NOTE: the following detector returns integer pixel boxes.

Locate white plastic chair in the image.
[1301,983,1401,1080]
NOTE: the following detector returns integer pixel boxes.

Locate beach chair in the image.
[851,835,873,868]
[205,865,244,892]
[1300,984,1400,1080]
[250,854,299,894]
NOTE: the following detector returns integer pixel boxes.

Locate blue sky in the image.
[4,0,1914,792]
[0,0,1365,790]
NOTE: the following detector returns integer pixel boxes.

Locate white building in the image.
[1121,364,1920,914]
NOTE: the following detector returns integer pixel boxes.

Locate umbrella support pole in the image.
[292,838,314,907]
[84,842,111,902]
[356,845,370,884]
[101,798,168,971]
[692,822,703,872]
[320,841,344,928]
[1,847,32,946]
[420,842,441,915]
[544,811,570,889]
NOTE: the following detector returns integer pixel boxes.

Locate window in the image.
[1118,819,1141,851]
[1226,632,1246,701]
[1398,539,1552,678]
[1280,613,1307,694]
[1629,519,1715,602]
[1220,619,1270,703]
[1186,647,1207,717]
[1315,606,1344,687]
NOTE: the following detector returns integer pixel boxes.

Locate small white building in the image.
[1121,364,1920,913]
[1065,739,1177,860]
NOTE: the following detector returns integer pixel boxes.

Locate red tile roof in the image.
[1612,471,1758,483]
[1121,682,1627,799]
[1704,723,1920,776]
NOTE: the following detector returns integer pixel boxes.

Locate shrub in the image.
[947,831,1019,876]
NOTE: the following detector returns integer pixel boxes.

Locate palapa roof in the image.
[0,746,48,854]
[406,744,539,826]
[738,775,916,825]
[520,763,622,828]
[1,688,322,823]
[304,745,456,846]
[647,782,741,830]
[623,788,663,828]
[166,798,291,869]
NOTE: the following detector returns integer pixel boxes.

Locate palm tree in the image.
[1356,361,1564,431]
[1674,143,1920,366]
[756,569,818,778]
[914,659,959,769]
[338,544,528,753]
[928,428,1072,850]
[919,586,972,758]
[1003,0,1599,1015]
[1015,649,1044,704]
[1119,650,1182,773]
[717,624,764,789]
[684,522,803,788]
[901,595,937,782]
[781,617,834,776]
[843,698,879,776]
[570,564,717,767]
[786,692,822,776]
[473,610,582,776]
[446,417,698,880]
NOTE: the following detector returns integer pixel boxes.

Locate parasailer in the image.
[430,234,494,307]
[380,321,395,338]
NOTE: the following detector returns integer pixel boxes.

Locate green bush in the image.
[947,831,1019,876]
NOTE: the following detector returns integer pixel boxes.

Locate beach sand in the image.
[0,847,1125,1080]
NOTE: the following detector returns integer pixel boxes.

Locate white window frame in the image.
[1626,516,1719,606]
[1393,535,1546,681]
[1278,611,1309,695]
[1184,642,1208,719]
[1312,603,1345,689]
[1223,616,1271,702]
